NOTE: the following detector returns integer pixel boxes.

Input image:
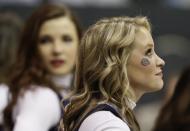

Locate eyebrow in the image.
[145,43,153,48]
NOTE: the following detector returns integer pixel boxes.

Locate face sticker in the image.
[141,58,150,66]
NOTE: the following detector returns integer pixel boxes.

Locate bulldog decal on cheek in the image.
[141,58,150,66]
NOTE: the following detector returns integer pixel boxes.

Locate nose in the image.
[156,54,165,68]
[52,40,63,55]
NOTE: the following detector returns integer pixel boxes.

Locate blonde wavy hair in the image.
[61,16,151,131]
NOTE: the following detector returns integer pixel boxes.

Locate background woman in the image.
[153,66,190,131]
[1,4,82,131]
[61,16,165,131]
[0,12,23,82]
[0,12,23,131]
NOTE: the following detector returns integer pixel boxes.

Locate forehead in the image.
[133,27,154,49]
[39,16,76,34]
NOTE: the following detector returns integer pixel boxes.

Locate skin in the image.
[127,27,165,102]
[38,16,79,76]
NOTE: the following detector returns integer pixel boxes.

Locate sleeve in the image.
[13,87,61,131]
[78,111,131,131]
[0,84,9,124]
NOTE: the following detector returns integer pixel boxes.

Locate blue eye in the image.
[39,36,52,44]
[62,35,73,43]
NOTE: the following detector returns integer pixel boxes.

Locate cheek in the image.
[128,58,155,84]
[140,60,155,76]
[68,43,78,56]
[140,58,155,76]
[38,46,51,59]
[65,44,78,65]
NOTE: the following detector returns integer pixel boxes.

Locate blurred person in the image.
[0,12,23,82]
[0,4,82,131]
[60,16,165,131]
[153,65,190,131]
[0,13,23,131]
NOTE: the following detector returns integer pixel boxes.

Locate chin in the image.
[52,72,67,76]
[51,69,72,76]
[146,81,164,93]
[153,81,164,92]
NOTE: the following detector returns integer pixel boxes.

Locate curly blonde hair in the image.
[61,16,151,131]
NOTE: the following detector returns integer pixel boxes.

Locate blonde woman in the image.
[61,16,165,131]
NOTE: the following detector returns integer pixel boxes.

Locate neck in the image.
[51,73,73,89]
[128,85,145,103]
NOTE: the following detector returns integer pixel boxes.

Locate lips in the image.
[155,71,163,77]
[50,59,65,68]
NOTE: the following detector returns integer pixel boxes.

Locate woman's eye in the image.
[145,48,153,56]
[39,36,52,44]
[62,35,73,43]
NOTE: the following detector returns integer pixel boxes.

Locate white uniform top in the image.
[0,84,9,124]
[79,101,136,131]
[12,86,61,131]
[0,74,73,131]
[78,111,131,131]
[51,73,73,98]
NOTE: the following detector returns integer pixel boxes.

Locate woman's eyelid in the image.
[145,48,153,56]
[62,35,73,42]
[39,35,52,44]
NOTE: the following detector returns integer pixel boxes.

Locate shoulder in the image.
[0,83,9,97]
[15,85,60,109]
[14,85,61,117]
[0,84,9,108]
[0,84,9,124]
[13,86,61,131]
[22,85,59,102]
[79,111,130,131]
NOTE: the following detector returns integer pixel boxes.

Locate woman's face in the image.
[38,16,79,76]
[127,27,165,96]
